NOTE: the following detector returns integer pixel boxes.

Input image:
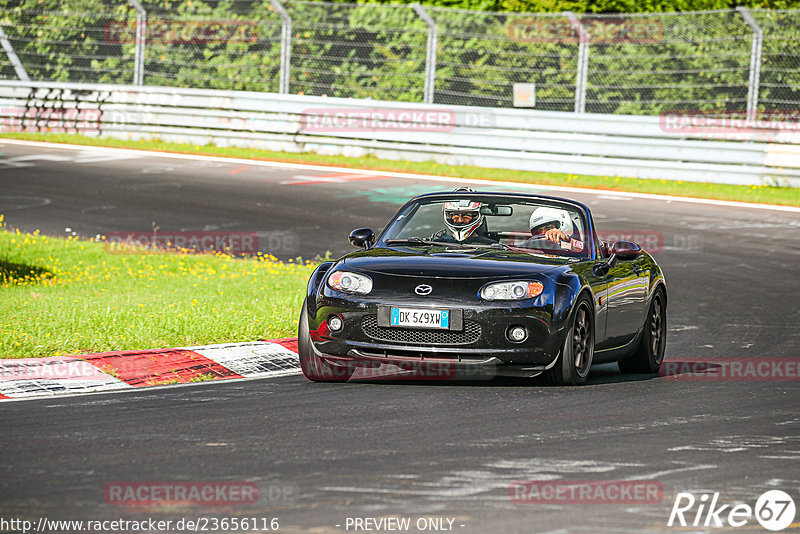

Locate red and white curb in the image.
[0,340,300,401]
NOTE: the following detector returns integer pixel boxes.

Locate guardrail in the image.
[1,81,798,187]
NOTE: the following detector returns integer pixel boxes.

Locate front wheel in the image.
[298,300,353,382]
[619,288,667,374]
[543,296,594,386]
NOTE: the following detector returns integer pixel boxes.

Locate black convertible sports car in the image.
[298,189,667,385]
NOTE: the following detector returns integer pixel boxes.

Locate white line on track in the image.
[2,139,799,213]
[622,463,718,481]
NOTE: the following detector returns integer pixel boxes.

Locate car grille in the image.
[361,315,481,346]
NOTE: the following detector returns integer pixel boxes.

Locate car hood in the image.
[343,245,571,279]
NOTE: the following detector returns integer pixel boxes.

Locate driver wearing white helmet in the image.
[523,206,584,253]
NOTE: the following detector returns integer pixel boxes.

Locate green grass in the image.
[0,217,316,358]
[2,132,798,207]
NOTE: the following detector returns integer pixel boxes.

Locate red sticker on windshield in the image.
[571,239,584,251]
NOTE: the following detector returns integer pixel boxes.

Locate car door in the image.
[601,255,649,349]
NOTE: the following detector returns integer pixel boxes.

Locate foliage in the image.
[0,0,797,114]
[0,221,316,358]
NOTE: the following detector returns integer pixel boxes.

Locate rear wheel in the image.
[298,300,353,382]
[543,296,594,386]
[619,288,666,374]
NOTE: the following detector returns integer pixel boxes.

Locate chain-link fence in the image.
[582,11,753,115]
[140,1,283,91]
[754,9,800,113]
[430,8,580,110]
[0,0,797,117]
[0,1,139,84]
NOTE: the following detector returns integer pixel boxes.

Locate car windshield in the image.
[380,195,591,259]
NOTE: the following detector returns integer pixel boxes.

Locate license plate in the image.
[390,307,450,329]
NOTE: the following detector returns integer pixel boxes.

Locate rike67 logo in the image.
[668,490,796,531]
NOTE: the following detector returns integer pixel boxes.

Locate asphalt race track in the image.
[1,141,799,533]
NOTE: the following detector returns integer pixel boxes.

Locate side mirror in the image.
[612,240,642,261]
[349,228,375,249]
[593,241,641,277]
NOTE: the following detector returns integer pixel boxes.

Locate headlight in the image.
[480,281,543,301]
[327,271,373,295]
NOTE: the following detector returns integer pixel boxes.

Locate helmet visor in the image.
[445,210,480,228]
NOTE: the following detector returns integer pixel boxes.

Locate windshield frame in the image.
[375,192,598,261]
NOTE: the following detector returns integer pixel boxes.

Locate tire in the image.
[618,287,667,374]
[543,296,594,386]
[298,300,354,382]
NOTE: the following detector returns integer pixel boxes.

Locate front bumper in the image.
[307,294,564,378]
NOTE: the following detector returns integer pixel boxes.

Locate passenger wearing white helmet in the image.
[524,206,584,253]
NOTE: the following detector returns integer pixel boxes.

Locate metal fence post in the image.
[0,24,30,81]
[737,7,763,121]
[564,12,589,114]
[269,0,291,94]
[127,0,146,85]
[411,3,437,105]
